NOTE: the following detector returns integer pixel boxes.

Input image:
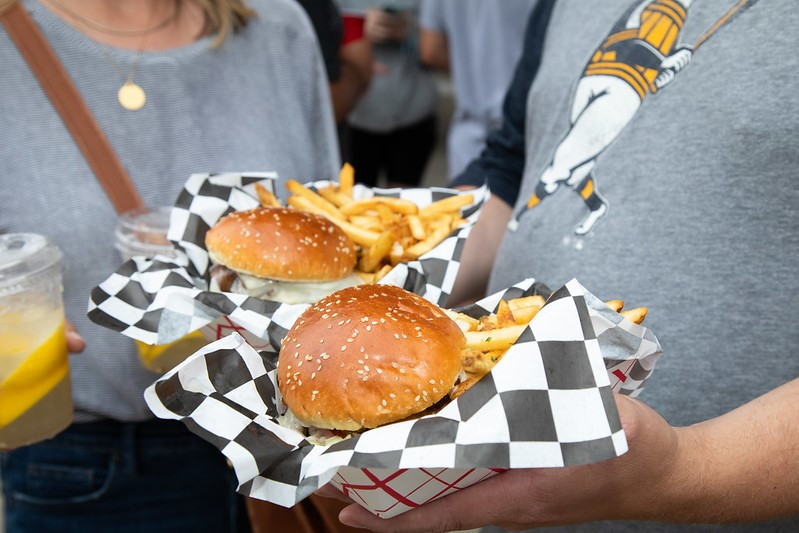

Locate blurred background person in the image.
[0,0,339,531]
[338,0,438,189]
[419,0,537,181]
[295,0,373,125]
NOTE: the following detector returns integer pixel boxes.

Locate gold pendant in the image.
[118,81,146,111]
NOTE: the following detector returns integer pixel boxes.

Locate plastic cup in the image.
[115,206,207,373]
[114,205,178,261]
[0,233,71,449]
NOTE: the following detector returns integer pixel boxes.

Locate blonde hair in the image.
[0,0,257,46]
[195,0,257,47]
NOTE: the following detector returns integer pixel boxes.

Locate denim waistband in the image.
[50,418,192,446]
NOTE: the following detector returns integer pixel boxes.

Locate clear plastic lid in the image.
[0,233,64,297]
[114,206,177,260]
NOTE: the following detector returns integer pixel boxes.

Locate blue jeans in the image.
[1,419,249,533]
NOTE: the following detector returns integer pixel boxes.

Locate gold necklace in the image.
[44,1,181,111]
[98,47,146,111]
[45,0,179,37]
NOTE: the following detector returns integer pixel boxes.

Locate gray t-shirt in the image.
[488,0,798,530]
[339,0,439,132]
[1,0,340,422]
[419,0,535,123]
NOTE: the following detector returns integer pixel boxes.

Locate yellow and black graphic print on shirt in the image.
[510,0,761,236]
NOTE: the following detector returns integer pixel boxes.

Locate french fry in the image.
[418,193,474,217]
[508,295,546,312]
[463,324,526,352]
[287,195,380,246]
[605,299,624,313]
[348,214,383,232]
[339,197,419,216]
[339,162,354,197]
[285,180,345,223]
[495,299,517,328]
[335,220,381,247]
[255,183,281,208]
[443,310,479,332]
[359,230,394,273]
[373,264,393,282]
[621,306,648,325]
[403,222,451,259]
[477,314,497,331]
[318,186,353,208]
[510,304,541,325]
[406,215,426,241]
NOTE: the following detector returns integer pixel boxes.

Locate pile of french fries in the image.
[255,164,474,283]
[447,296,648,398]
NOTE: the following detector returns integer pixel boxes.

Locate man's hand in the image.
[319,378,799,532]
[320,395,685,532]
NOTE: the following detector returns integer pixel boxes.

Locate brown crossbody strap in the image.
[2,1,144,214]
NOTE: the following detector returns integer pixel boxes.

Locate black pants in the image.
[345,114,437,188]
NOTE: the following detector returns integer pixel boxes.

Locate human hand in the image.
[363,8,408,44]
[322,394,695,532]
[65,320,86,353]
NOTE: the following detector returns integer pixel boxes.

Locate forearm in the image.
[651,378,799,523]
[419,29,449,71]
[330,39,372,122]
[329,65,370,122]
[448,195,512,307]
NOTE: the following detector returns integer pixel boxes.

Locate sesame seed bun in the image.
[278,284,466,432]
[205,207,357,282]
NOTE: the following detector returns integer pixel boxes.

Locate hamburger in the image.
[205,207,361,304]
[277,284,466,438]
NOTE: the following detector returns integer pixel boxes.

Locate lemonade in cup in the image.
[0,233,71,449]
[115,206,206,373]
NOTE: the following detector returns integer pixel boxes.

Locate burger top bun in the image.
[278,284,465,432]
[205,207,357,282]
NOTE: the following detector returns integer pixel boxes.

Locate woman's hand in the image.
[65,320,86,353]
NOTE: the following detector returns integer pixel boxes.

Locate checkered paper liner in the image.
[87,172,488,350]
[143,278,662,518]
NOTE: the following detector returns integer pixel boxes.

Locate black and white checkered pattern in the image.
[143,278,663,513]
[88,172,488,347]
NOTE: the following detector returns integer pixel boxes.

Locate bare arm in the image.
[448,194,512,307]
[331,378,799,531]
[419,28,449,71]
[329,38,372,122]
